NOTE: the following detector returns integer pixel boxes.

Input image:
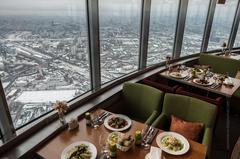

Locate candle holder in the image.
[53,101,68,125]
[165,55,172,72]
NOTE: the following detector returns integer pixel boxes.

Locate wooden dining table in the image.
[219,53,240,60]
[159,66,240,150]
[37,109,207,159]
[159,67,240,98]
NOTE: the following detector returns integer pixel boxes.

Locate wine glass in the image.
[99,133,110,159]
[92,110,102,129]
[165,55,172,73]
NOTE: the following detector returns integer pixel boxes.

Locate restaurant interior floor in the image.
[211,110,240,159]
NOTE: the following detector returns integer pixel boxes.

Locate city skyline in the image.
[0,0,238,128]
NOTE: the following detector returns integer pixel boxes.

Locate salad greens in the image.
[161,135,184,152]
[67,144,92,159]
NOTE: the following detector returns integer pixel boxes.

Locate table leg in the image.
[226,97,230,150]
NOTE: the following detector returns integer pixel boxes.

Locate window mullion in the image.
[139,0,151,69]
[173,0,189,59]
[86,0,101,89]
[228,0,240,49]
[0,80,16,142]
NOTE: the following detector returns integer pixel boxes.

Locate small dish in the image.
[104,114,132,132]
[156,132,190,155]
[169,72,188,79]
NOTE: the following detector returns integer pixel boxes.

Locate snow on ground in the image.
[15,90,76,103]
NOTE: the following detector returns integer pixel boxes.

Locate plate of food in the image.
[104,114,131,132]
[156,132,190,155]
[107,132,134,151]
[192,78,213,86]
[193,68,204,75]
[61,141,97,159]
[107,132,124,144]
[169,72,188,79]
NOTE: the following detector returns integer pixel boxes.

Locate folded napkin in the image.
[149,146,162,159]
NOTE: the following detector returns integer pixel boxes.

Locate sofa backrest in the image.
[162,93,217,128]
[122,82,164,121]
[199,53,240,77]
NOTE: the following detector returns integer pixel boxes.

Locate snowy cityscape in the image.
[0,0,238,128]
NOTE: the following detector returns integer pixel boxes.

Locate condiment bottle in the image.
[109,142,117,158]
[85,112,92,127]
[135,130,142,146]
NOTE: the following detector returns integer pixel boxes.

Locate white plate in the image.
[145,153,166,159]
[156,132,190,155]
[61,141,97,159]
[192,78,213,86]
[169,72,188,79]
[145,153,150,159]
[223,79,234,86]
[104,114,132,132]
[107,131,124,143]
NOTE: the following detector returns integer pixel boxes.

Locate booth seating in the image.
[199,53,240,77]
[122,82,164,125]
[152,93,217,158]
[142,77,179,93]
[176,87,223,107]
[199,53,240,114]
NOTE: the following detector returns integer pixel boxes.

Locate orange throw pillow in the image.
[170,115,204,141]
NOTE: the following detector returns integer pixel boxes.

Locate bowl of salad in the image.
[61,141,97,159]
[104,114,132,131]
[156,132,190,155]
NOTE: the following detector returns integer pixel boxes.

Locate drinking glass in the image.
[93,110,101,129]
[99,133,110,158]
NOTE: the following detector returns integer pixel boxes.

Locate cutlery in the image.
[184,76,192,81]
[210,83,217,89]
[93,112,109,127]
[147,129,159,144]
[213,84,221,89]
[94,111,107,122]
[143,127,152,140]
[142,127,153,149]
[145,128,155,144]
[98,112,111,123]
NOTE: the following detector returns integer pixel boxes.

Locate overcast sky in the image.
[0,0,140,16]
[0,0,86,16]
[0,0,236,16]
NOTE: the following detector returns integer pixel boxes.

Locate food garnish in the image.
[108,116,128,129]
[161,135,184,152]
[67,144,92,159]
[118,135,134,147]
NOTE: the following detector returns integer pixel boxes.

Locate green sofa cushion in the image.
[152,93,217,158]
[122,82,164,122]
[199,53,240,77]
[161,93,217,128]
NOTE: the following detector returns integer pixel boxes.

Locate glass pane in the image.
[99,0,141,84]
[147,0,179,66]
[208,0,238,50]
[0,0,90,128]
[234,26,240,47]
[181,0,210,57]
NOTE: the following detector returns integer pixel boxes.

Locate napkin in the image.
[149,146,162,159]
[223,78,234,86]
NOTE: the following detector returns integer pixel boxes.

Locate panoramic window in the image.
[234,26,240,47]
[181,0,210,57]
[208,0,238,50]
[0,0,90,128]
[147,0,179,66]
[99,0,141,84]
